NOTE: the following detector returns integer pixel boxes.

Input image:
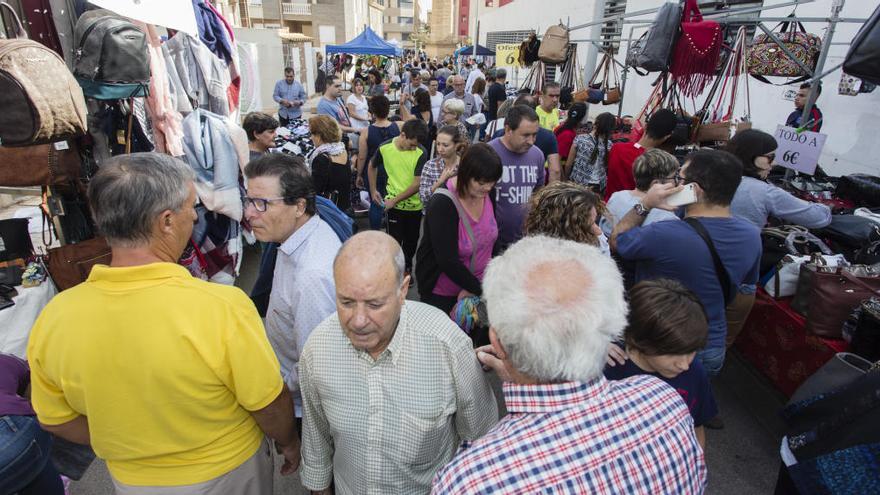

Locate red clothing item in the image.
[554,127,576,160]
[604,142,645,201]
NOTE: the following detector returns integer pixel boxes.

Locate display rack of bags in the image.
[669,0,723,98]
[693,26,751,144]
[587,52,621,105]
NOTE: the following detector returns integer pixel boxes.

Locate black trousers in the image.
[387,208,422,272]
[279,116,291,127]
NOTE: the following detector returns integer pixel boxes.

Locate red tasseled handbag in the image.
[670,0,723,98]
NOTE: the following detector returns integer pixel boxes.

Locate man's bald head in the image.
[334,231,405,285]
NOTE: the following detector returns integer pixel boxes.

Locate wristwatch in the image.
[633,202,650,217]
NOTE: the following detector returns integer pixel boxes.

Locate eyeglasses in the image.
[658,174,683,185]
[762,152,776,162]
[242,196,286,212]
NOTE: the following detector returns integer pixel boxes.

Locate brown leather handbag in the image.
[0,141,82,187]
[47,237,112,291]
[797,265,880,338]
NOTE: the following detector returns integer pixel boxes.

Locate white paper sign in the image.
[772,125,827,175]
[91,0,199,36]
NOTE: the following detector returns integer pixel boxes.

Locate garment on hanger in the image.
[165,33,231,116]
[192,0,234,64]
[137,22,185,156]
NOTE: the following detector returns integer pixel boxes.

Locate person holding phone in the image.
[610,150,761,379]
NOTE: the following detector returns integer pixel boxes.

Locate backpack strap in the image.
[433,188,476,273]
[683,217,734,306]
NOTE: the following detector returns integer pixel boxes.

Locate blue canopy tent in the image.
[454,44,496,57]
[326,27,402,56]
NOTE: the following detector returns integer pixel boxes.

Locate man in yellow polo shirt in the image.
[27,153,299,494]
[536,82,561,131]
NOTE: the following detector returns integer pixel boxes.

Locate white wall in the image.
[234,28,286,114]
[478,0,880,177]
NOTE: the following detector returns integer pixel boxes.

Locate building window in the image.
[402,32,412,41]
[399,16,413,25]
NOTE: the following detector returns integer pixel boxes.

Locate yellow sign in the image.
[495,43,520,67]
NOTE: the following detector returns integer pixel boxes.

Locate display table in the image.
[735,289,848,397]
[0,280,55,358]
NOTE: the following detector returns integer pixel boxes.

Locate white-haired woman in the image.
[439,99,469,147]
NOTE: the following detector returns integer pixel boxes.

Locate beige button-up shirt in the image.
[300,301,499,494]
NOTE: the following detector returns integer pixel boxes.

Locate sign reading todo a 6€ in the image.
[495,43,520,67]
[773,125,827,175]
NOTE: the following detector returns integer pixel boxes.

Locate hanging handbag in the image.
[47,236,112,291]
[670,0,722,98]
[602,55,622,105]
[843,4,880,85]
[748,14,822,80]
[839,72,862,96]
[0,140,82,187]
[587,55,608,104]
[694,27,751,143]
[519,33,541,67]
[538,23,569,65]
[636,1,682,72]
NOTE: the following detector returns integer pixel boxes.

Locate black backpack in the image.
[519,33,541,66]
[73,9,150,99]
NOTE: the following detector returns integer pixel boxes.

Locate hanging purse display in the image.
[694,27,751,143]
[635,1,682,73]
[843,4,880,85]
[602,54,622,105]
[748,14,822,80]
[670,0,723,98]
[538,23,570,65]
[587,55,607,104]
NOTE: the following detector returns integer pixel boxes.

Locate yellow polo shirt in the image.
[27,263,283,486]
[536,106,560,131]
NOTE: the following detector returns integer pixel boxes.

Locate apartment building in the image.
[380,0,419,48]
[240,0,384,47]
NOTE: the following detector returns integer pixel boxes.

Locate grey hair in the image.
[88,153,196,248]
[443,98,465,116]
[392,245,405,285]
[496,68,507,79]
[482,236,629,382]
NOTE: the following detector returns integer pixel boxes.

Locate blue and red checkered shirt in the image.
[432,376,707,494]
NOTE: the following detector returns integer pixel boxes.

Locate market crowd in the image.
[5,49,838,495]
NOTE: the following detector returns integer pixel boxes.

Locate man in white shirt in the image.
[428,78,444,123]
[243,154,342,422]
[465,62,486,93]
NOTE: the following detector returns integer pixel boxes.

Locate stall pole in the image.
[800,0,845,128]
[616,25,642,119]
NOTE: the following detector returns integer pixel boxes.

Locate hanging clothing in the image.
[165,33,231,116]
[181,109,243,221]
[192,0,234,64]
[137,22,185,156]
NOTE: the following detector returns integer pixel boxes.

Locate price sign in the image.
[495,43,520,67]
[773,125,827,175]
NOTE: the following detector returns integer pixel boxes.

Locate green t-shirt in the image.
[375,139,428,211]
[536,106,560,131]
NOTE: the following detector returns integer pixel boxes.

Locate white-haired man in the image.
[432,236,707,494]
[299,231,497,495]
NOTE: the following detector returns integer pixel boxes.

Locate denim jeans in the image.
[697,346,726,377]
[0,415,64,495]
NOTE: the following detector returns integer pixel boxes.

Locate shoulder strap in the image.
[433,188,477,273]
[683,217,734,306]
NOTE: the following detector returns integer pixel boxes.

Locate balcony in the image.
[282,2,311,16]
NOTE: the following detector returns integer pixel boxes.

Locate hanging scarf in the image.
[306,142,346,170]
[670,0,722,98]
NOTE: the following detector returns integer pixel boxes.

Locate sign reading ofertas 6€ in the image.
[773,125,827,175]
[495,43,520,67]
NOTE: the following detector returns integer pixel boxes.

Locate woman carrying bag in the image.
[415,144,503,314]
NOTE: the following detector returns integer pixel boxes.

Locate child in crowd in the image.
[605,278,718,449]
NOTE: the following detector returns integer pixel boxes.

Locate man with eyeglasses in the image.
[442,75,475,122]
[610,149,761,381]
[243,154,342,435]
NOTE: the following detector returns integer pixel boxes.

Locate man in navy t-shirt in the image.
[610,150,761,377]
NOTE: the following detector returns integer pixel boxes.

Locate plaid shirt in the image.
[419,157,457,206]
[432,376,707,494]
[300,301,498,494]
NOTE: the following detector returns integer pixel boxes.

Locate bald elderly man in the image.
[299,231,498,495]
[442,75,475,122]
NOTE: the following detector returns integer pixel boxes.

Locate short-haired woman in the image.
[243,112,279,161]
[307,115,351,212]
[727,128,831,229]
[602,148,680,236]
[525,181,609,254]
[416,143,503,314]
[440,98,470,144]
